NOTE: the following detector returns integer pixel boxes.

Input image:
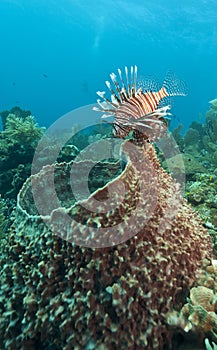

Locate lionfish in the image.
[93,65,187,143]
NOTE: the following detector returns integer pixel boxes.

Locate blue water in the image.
[0,0,217,131]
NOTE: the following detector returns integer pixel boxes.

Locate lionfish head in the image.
[93,65,187,144]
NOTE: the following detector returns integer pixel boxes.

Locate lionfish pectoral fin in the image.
[92,106,100,112]
[136,106,171,121]
[138,118,164,124]
[102,119,113,125]
[101,114,114,118]
[131,121,153,129]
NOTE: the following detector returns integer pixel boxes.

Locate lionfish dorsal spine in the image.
[105,80,121,104]
[110,72,124,102]
[130,65,137,97]
[96,90,105,98]
[96,90,117,109]
[125,66,131,97]
[118,68,129,99]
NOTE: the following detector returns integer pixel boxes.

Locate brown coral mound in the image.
[0,142,212,350]
[178,262,217,341]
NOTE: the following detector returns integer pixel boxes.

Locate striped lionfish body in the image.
[93,65,187,143]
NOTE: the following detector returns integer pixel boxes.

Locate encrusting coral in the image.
[169,259,217,347]
[0,140,212,350]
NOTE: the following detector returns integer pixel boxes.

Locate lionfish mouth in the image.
[93,65,187,143]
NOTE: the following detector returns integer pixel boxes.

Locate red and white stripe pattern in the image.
[93,65,187,142]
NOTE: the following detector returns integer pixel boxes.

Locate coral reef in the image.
[0,106,31,130]
[185,174,217,245]
[160,101,217,250]
[1,97,217,348]
[0,108,112,201]
[0,111,45,199]
[0,141,212,350]
[163,152,206,180]
[0,195,8,245]
[1,113,45,148]
[167,259,217,348]
[181,286,217,334]
[184,128,201,153]
[171,124,185,152]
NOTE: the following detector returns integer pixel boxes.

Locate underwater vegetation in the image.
[0,107,45,199]
[0,106,113,207]
[0,107,47,246]
[0,195,8,245]
[165,100,217,256]
[0,106,31,131]
[2,113,44,147]
[171,99,217,175]
[1,67,217,349]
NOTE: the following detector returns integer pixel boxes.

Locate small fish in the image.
[93,65,187,142]
[43,73,48,78]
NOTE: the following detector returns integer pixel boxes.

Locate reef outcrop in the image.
[0,141,212,349]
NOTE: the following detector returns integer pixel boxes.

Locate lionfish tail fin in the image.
[163,70,188,97]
